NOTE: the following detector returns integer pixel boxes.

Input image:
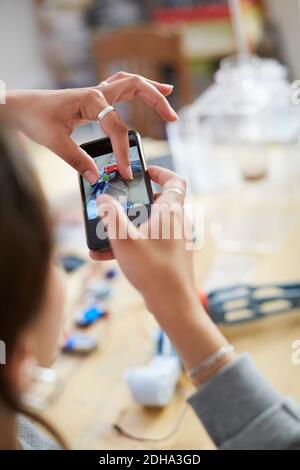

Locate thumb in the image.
[50,132,98,184]
[97,194,139,252]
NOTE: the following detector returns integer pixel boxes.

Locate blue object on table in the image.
[60,255,86,273]
[105,268,118,280]
[156,330,178,357]
[62,334,97,354]
[75,305,107,327]
[87,280,112,301]
[204,282,300,325]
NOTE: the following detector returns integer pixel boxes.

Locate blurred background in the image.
[1,0,300,137]
[2,0,300,450]
[1,0,298,251]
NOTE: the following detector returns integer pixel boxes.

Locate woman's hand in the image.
[90,166,193,315]
[90,166,237,384]
[5,72,178,183]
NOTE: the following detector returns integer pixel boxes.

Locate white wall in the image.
[265,0,300,80]
[0,0,53,89]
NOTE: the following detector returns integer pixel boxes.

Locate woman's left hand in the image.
[6,72,177,183]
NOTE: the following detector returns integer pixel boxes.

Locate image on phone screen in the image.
[80,135,153,251]
[83,145,151,220]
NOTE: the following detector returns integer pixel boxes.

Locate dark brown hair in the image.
[0,129,67,448]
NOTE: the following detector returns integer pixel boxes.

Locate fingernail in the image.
[163,83,174,88]
[126,166,133,180]
[84,170,98,185]
[170,108,179,120]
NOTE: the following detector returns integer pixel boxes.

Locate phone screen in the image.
[80,132,153,251]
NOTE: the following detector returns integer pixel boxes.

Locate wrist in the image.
[191,349,237,387]
[146,282,236,386]
[145,272,198,321]
[145,277,202,333]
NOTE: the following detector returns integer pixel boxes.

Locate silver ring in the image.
[163,187,185,199]
[97,105,115,123]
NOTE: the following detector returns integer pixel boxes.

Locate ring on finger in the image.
[163,187,185,199]
[97,105,115,123]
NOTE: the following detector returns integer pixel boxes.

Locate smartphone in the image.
[79,130,153,251]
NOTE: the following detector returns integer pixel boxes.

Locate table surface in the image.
[28,138,300,450]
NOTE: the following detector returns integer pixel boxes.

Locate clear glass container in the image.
[167,55,300,253]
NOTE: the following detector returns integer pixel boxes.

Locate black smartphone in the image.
[79,130,153,251]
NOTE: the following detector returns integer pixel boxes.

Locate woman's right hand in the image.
[90,166,195,317]
[91,167,236,384]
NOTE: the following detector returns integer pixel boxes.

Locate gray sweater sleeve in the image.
[18,415,61,450]
[188,353,300,450]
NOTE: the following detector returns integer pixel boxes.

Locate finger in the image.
[89,250,115,261]
[125,79,173,96]
[106,78,174,95]
[101,72,174,96]
[148,165,186,205]
[99,112,133,180]
[96,194,140,254]
[100,76,178,122]
[49,131,98,184]
[81,88,132,180]
[148,165,179,186]
[153,191,161,201]
[143,80,173,96]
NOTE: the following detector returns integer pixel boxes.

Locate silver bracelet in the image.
[187,345,235,379]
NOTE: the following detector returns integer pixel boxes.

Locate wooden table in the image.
[29,139,300,450]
